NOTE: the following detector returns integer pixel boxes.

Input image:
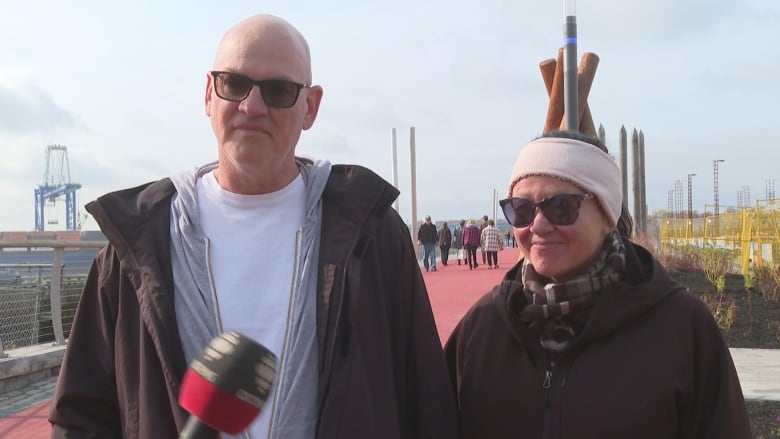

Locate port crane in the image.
[34,145,82,231]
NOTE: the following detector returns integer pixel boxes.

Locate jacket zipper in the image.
[542,365,553,439]
[205,239,224,333]
[315,232,364,435]
[265,230,303,438]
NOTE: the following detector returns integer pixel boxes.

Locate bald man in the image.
[50,15,458,439]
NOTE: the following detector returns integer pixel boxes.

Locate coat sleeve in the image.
[681,295,752,438]
[49,246,123,437]
[443,319,465,410]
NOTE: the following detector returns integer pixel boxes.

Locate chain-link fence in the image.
[0,241,104,356]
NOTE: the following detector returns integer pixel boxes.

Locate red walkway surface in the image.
[0,400,51,438]
[0,247,521,437]
[427,247,521,344]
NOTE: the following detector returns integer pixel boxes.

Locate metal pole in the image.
[563,0,579,131]
[51,247,65,345]
[631,128,641,237]
[391,128,399,212]
[410,127,418,258]
[713,159,724,237]
[639,130,647,235]
[492,189,498,223]
[675,180,683,219]
[619,126,628,210]
[687,173,696,220]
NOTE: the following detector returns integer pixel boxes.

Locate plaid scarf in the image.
[518,229,626,360]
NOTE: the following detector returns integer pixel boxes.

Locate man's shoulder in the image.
[88,178,175,222]
[325,164,393,193]
[95,178,174,208]
[322,164,400,224]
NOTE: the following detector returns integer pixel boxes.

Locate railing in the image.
[0,240,105,358]
[659,199,780,275]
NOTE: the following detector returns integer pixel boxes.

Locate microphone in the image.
[178,331,277,438]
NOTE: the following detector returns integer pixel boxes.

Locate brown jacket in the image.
[49,164,459,438]
[445,242,751,439]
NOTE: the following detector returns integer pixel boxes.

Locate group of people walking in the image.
[418,215,504,271]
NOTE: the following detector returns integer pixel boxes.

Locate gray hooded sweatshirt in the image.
[169,158,332,439]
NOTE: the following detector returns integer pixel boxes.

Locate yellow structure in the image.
[660,198,780,276]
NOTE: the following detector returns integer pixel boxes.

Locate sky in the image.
[1,0,778,232]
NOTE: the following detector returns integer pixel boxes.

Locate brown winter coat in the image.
[49,164,459,438]
[445,242,751,439]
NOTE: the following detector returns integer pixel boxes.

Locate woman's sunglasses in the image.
[499,193,595,227]
[210,71,308,108]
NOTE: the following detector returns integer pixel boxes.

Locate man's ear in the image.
[302,85,323,130]
[205,72,214,117]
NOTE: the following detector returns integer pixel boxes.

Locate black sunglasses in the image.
[499,193,596,227]
[210,71,308,108]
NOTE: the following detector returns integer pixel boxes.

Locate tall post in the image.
[713,159,724,238]
[563,0,579,131]
[51,248,65,345]
[675,180,683,219]
[638,130,647,235]
[597,124,606,144]
[492,189,498,224]
[687,173,696,239]
[687,174,696,220]
[410,127,418,257]
[619,126,628,211]
[631,128,641,237]
[390,128,399,212]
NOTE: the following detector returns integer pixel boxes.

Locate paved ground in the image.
[2,246,778,437]
[0,377,55,437]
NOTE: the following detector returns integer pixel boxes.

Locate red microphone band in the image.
[180,368,261,435]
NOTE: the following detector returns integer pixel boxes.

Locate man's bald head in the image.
[214,14,313,84]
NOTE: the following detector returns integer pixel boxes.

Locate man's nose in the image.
[238,85,270,115]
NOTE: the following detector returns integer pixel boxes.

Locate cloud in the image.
[0,82,85,135]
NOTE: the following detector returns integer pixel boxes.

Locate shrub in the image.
[699,246,733,294]
[744,272,756,291]
[657,244,700,272]
[755,266,780,302]
[699,293,737,330]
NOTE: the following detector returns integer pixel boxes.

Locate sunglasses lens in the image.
[501,194,584,227]
[540,194,581,225]
[258,80,300,108]
[503,198,536,227]
[216,73,253,101]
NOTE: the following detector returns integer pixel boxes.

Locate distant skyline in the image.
[1,0,778,231]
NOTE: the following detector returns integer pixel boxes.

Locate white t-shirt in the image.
[196,170,305,437]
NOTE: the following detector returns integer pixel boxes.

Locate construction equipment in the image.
[33,145,82,231]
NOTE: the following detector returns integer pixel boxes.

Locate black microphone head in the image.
[179,331,276,435]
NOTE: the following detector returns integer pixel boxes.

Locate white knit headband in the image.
[508,137,622,227]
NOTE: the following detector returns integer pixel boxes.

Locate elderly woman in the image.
[444,131,751,438]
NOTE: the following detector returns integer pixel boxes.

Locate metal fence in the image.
[659,198,780,275]
[0,240,105,358]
